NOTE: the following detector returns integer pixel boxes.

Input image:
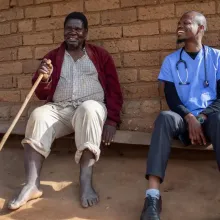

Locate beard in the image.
[176,38,186,44]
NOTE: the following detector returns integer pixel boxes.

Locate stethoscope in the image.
[176,45,209,88]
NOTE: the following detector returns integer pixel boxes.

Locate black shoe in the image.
[140,195,162,220]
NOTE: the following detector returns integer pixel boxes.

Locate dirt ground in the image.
[0,145,220,220]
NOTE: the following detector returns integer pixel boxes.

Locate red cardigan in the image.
[32,42,123,126]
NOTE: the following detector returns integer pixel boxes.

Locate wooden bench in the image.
[0,120,213,150]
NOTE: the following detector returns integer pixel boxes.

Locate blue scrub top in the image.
[158,45,220,116]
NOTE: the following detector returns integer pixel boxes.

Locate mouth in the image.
[177,30,185,36]
[67,37,78,42]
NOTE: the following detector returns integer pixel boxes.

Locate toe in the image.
[88,199,94,207]
[81,198,89,208]
[8,201,20,210]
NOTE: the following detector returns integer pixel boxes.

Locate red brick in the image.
[0,76,14,88]
[35,0,60,4]
[160,18,178,33]
[159,81,165,97]
[0,8,24,22]
[10,103,28,118]
[111,54,122,68]
[160,0,194,2]
[0,62,22,75]
[85,0,119,12]
[138,4,174,20]
[176,1,216,17]
[18,47,33,60]
[120,114,158,132]
[0,90,20,102]
[0,23,10,35]
[102,39,139,53]
[17,75,32,89]
[101,8,137,25]
[218,2,220,13]
[23,33,53,45]
[139,69,160,82]
[21,89,38,102]
[121,0,157,8]
[207,17,220,31]
[0,105,10,119]
[122,99,160,117]
[122,100,142,116]
[11,22,18,33]
[54,30,63,43]
[22,60,41,74]
[86,13,100,26]
[25,6,50,18]
[35,45,58,59]
[203,33,220,47]
[123,52,160,67]
[53,0,83,16]
[118,69,138,83]
[36,17,64,31]
[123,22,159,37]
[0,48,17,61]
[161,99,169,111]
[141,100,160,114]
[18,20,33,32]
[122,83,159,99]
[140,35,176,51]
[10,0,17,7]
[0,0,9,10]
[0,35,22,49]
[18,0,33,6]
[89,27,122,40]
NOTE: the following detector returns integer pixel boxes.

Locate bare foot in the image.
[80,183,99,208]
[8,184,43,210]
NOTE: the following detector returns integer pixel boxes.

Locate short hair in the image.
[184,11,207,31]
[64,12,88,29]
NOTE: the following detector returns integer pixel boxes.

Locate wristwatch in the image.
[196,116,205,124]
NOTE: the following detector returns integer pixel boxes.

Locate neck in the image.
[184,41,202,52]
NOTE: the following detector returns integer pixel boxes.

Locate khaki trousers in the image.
[21,100,107,163]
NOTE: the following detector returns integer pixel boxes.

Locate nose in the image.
[177,22,183,29]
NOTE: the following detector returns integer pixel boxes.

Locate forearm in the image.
[164,81,190,118]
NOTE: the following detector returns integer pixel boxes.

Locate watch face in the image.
[198,117,204,124]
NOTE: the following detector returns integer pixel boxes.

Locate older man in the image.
[8,12,123,210]
[141,11,220,220]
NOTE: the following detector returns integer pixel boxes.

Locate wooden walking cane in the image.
[0,59,52,151]
[0,73,44,151]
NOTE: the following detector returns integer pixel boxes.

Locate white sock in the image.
[146,189,160,199]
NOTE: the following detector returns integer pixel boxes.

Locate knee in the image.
[29,106,49,122]
[77,100,100,118]
[155,111,176,127]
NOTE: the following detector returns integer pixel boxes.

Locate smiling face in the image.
[176,12,204,44]
[64,18,88,49]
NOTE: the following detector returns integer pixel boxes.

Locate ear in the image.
[84,28,88,39]
[199,25,205,32]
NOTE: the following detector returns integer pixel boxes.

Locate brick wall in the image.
[0,0,219,133]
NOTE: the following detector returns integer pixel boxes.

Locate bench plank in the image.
[0,121,213,150]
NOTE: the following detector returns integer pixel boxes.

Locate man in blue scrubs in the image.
[140,11,220,220]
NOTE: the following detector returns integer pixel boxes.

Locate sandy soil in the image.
[0,146,220,220]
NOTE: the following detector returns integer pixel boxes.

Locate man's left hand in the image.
[102,124,116,146]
